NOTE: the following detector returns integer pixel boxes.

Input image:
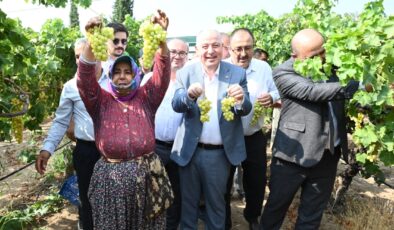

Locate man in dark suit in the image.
[171,29,252,230]
[260,29,362,229]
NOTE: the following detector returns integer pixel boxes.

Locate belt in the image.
[197,143,224,150]
[103,158,126,163]
[76,138,96,146]
[155,139,174,148]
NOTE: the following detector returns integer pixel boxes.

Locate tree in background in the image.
[112,0,134,23]
[69,0,79,28]
[122,14,142,60]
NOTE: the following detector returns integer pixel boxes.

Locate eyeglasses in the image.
[170,50,188,58]
[113,38,127,45]
[231,46,253,55]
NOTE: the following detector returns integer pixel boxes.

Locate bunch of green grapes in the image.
[10,98,24,143]
[139,20,167,69]
[221,97,236,121]
[86,27,114,61]
[251,101,264,125]
[11,117,23,143]
[198,98,212,122]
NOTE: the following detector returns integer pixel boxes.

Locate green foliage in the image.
[123,14,142,60]
[48,146,73,177]
[294,57,330,81]
[0,191,64,230]
[112,0,134,23]
[69,1,80,28]
[26,19,81,131]
[0,9,81,140]
[17,147,38,164]
[0,9,37,140]
[218,0,394,183]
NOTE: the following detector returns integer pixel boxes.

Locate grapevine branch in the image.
[0,78,30,118]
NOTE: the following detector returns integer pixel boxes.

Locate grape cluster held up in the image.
[86,27,114,61]
[139,20,167,69]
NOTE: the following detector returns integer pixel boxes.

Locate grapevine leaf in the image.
[379,150,394,166]
[353,125,378,147]
[356,153,368,164]
[383,20,394,38]
[346,37,358,50]
[364,33,381,47]
[384,141,394,152]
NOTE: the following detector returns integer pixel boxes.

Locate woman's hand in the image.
[151,9,169,31]
[153,10,170,56]
[85,16,103,33]
[82,17,104,62]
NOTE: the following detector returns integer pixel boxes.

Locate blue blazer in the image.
[170,61,252,166]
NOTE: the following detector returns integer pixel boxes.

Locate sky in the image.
[0,0,393,37]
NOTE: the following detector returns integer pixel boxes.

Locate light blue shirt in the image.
[225,58,279,136]
[41,72,109,155]
[155,80,184,141]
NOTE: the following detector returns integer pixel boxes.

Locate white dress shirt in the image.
[225,58,279,136]
[155,80,184,141]
[41,72,109,155]
[102,58,115,77]
[139,72,153,86]
[199,65,223,145]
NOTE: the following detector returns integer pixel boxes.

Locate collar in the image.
[225,57,256,75]
[201,63,221,78]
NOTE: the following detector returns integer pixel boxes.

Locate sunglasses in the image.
[113,38,127,45]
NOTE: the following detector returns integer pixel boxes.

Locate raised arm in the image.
[141,10,171,112]
[76,17,104,118]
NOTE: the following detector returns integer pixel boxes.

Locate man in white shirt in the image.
[171,30,252,230]
[35,38,108,230]
[154,38,188,230]
[224,28,279,230]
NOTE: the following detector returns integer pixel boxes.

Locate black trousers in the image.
[260,148,340,230]
[73,139,101,230]
[225,130,267,229]
[155,140,181,230]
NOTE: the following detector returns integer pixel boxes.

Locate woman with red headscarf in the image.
[77,10,172,230]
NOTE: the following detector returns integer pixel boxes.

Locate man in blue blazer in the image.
[171,29,252,230]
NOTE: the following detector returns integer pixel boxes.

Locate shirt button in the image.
[123,108,127,113]
[125,124,128,128]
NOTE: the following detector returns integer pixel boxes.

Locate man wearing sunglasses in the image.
[102,22,129,76]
